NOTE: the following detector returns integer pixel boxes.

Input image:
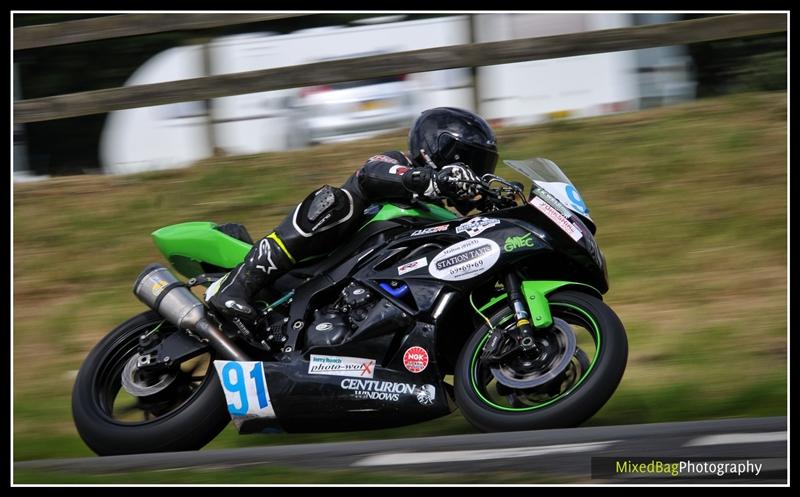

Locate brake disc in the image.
[120,353,177,397]
[490,317,577,389]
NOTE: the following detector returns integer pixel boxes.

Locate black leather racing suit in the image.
[206,150,465,320]
[269,150,434,265]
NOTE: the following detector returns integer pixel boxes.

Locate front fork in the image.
[480,271,539,363]
[503,272,538,349]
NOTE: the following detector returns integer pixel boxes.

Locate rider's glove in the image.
[435,163,480,200]
[401,163,481,201]
[401,167,438,199]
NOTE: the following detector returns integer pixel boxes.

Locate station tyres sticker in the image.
[429,237,501,281]
[403,346,429,373]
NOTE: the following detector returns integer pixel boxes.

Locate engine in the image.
[306,282,378,348]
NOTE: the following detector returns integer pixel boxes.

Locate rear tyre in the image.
[72,311,231,455]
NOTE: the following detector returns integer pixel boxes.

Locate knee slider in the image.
[308,185,338,222]
[295,186,353,234]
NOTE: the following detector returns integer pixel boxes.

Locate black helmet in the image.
[408,107,499,177]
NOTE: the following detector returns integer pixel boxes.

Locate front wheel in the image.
[455,290,627,432]
[72,311,231,455]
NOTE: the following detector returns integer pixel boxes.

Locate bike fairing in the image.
[209,160,605,432]
[71,157,626,454]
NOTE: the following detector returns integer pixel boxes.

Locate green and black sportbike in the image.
[72,157,627,455]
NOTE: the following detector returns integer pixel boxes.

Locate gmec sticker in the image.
[504,232,535,252]
[429,237,500,281]
[403,346,429,373]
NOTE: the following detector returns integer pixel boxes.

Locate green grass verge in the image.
[14,92,786,467]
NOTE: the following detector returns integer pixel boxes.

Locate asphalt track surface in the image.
[16,416,787,483]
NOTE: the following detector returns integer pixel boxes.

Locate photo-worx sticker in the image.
[308,354,376,378]
[74,157,625,456]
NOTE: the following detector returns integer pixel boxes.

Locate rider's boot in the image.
[206,233,294,322]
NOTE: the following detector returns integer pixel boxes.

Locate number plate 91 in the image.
[213,360,276,419]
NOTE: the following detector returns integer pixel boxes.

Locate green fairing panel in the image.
[154,203,454,278]
[478,280,602,329]
[152,222,251,277]
[366,203,457,224]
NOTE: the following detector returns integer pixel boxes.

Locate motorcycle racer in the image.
[206,107,500,324]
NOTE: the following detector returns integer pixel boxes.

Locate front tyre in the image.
[455,290,627,432]
[72,311,231,455]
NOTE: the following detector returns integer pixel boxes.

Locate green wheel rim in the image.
[469,302,601,412]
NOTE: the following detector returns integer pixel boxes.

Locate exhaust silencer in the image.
[133,263,249,361]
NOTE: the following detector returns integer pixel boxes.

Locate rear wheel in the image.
[455,290,627,432]
[72,311,231,455]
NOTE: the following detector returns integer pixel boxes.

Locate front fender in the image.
[477,280,602,329]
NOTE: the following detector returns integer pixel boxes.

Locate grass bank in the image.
[13,92,786,468]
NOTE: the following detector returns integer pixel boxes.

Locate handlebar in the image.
[461,174,527,210]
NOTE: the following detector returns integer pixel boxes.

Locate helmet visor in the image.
[436,132,499,176]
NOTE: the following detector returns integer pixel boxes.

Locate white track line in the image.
[352,440,617,467]
[684,432,786,447]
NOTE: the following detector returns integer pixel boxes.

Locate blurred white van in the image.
[100,14,693,175]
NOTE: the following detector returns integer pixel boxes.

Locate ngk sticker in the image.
[403,346,429,373]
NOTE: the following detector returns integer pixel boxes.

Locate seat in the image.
[215,223,254,245]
